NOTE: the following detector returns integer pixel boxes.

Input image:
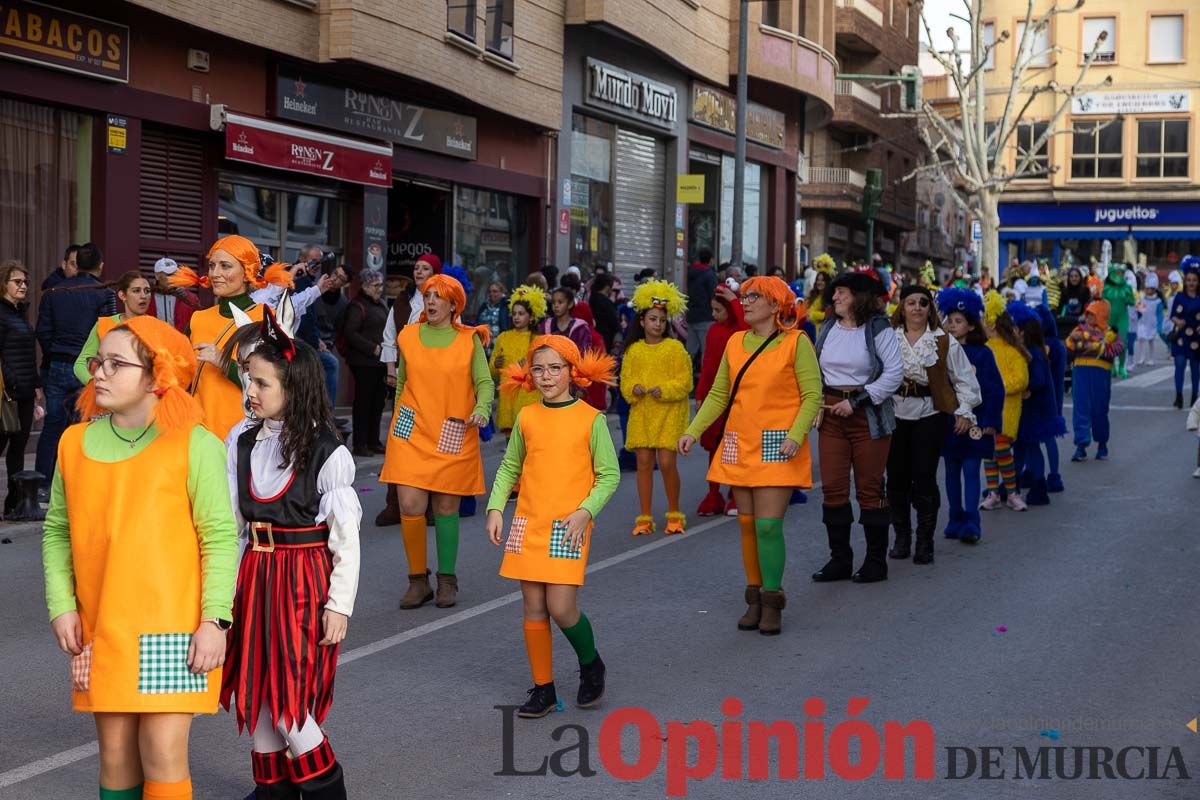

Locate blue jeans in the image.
[1174,355,1200,398]
[318,349,340,407]
[35,361,83,488]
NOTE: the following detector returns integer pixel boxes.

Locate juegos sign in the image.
[0,0,130,82]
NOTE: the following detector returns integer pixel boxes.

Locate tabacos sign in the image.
[0,0,130,82]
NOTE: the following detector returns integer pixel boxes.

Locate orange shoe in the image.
[631,514,655,536]
[664,511,687,535]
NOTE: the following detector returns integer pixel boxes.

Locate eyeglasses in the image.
[86,357,148,378]
[740,292,763,304]
[8,278,27,286]
[530,364,567,377]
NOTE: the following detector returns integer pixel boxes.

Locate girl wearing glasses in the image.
[42,316,238,800]
[621,280,691,536]
[0,260,45,515]
[170,236,293,439]
[679,276,822,636]
[73,271,154,385]
[884,285,981,566]
[383,274,494,610]
[486,336,619,718]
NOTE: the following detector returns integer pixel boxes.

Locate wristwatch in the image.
[203,617,233,631]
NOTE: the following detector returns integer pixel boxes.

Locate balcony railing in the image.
[835,0,884,28]
[808,167,867,188]
[835,79,882,110]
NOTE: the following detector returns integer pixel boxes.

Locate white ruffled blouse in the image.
[225,418,362,616]
[893,327,981,423]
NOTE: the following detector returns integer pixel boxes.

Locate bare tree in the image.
[910,0,1113,274]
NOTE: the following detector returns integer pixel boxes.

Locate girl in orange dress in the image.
[486,336,620,718]
[382,274,494,610]
[42,316,239,800]
[170,235,293,439]
[678,277,822,636]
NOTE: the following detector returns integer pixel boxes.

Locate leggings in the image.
[944,455,982,530]
[1014,438,1046,486]
[983,434,1017,492]
[1175,355,1200,398]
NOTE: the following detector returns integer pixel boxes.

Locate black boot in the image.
[912,494,938,565]
[1175,393,1185,409]
[888,490,912,559]
[852,508,890,583]
[295,763,346,800]
[251,749,299,799]
[577,654,606,708]
[518,682,559,718]
[812,504,855,582]
[252,782,300,799]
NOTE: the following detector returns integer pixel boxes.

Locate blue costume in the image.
[937,289,1004,542]
[1036,305,1068,492]
[1065,300,1122,461]
[1169,257,1200,406]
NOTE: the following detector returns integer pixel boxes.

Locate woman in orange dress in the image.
[42,316,238,800]
[382,274,494,610]
[678,276,822,637]
[170,235,292,438]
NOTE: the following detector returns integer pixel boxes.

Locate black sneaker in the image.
[577,654,606,708]
[517,682,558,718]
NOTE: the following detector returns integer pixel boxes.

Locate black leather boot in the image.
[912,493,939,565]
[812,504,854,582]
[518,682,559,718]
[852,507,890,583]
[888,486,912,559]
[295,763,346,800]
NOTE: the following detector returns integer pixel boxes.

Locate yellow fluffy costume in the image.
[620,280,691,450]
[983,300,1030,439]
[490,285,547,432]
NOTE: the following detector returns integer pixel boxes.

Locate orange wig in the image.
[76,315,205,434]
[169,235,294,293]
[501,335,616,394]
[418,273,492,347]
[1085,299,1111,332]
[740,276,798,331]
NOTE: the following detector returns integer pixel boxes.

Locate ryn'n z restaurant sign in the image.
[0,0,130,82]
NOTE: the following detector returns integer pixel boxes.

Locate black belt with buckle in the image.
[248,522,330,552]
[898,380,932,398]
[824,388,860,400]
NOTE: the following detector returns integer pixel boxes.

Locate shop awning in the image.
[1130,227,1200,239]
[210,105,392,187]
[999,226,1126,240]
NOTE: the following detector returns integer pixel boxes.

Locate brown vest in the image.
[927,334,958,414]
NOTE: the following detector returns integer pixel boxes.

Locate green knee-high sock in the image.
[755,517,786,591]
[100,786,143,799]
[433,514,460,575]
[559,612,598,666]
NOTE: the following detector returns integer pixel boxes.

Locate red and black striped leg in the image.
[287,738,346,799]
[251,749,299,799]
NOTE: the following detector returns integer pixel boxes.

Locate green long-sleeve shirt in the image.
[42,422,240,622]
[486,399,620,520]
[72,314,123,385]
[685,331,823,446]
[394,323,495,419]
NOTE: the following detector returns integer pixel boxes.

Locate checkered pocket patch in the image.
[761,429,790,462]
[436,418,467,455]
[721,431,739,465]
[505,516,528,554]
[548,519,583,560]
[138,633,208,694]
[71,642,93,692]
[392,405,416,440]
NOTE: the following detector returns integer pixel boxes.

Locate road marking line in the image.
[1064,403,1178,412]
[1114,365,1174,389]
[0,742,99,789]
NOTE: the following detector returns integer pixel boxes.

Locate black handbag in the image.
[0,391,20,434]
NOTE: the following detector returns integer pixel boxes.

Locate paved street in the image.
[1,368,1197,799]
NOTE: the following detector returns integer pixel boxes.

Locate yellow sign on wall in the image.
[677,174,705,204]
[590,226,599,252]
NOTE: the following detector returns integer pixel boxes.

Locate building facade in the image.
[799,0,920,269]
[981,0,1199,270]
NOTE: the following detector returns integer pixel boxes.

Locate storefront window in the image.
[569,113,615,273]
[1138,238,1194,266]
[454,185,529,317]
[719,155,764,268]
[219,180,344,261]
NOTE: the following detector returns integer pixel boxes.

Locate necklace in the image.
[109,415,152,449]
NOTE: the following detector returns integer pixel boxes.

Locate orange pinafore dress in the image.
[500,401,599,586]
[96,314,121,340]
[59,423,221,713]
[707,330,814,489]
[188,302,265,439]
[380,324,485,496]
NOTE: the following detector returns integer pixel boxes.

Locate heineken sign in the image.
[274,68,477,160]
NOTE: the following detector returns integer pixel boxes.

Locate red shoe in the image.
[696,488,724,517]
[724,494,739,516]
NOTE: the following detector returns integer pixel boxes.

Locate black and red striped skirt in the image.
[221,533,339,735]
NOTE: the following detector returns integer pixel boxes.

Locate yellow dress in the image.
[489,329,541,432]
[620,338,692,450]
[987,338,1029,439]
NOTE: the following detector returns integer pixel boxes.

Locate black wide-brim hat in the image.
[829,269,887,298]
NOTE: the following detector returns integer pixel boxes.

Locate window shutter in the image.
[139,125,206,271]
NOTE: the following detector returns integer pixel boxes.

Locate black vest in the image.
[237,424,342,529]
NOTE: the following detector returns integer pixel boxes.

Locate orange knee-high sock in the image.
[143,778,192,799]
[739,514,763,586]
[400,514,428,575]
[523,619,553,685]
